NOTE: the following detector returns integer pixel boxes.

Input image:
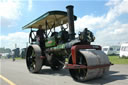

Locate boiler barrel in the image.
[79,50,110,80]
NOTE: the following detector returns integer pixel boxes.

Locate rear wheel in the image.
[26,45,43,73]
[69,52,87,82]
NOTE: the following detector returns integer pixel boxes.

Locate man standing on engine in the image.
[36,25,45,56]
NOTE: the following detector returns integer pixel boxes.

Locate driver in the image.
[36,25,45,56]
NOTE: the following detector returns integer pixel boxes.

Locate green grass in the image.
[15,57,23,59]
[109,56,128,64]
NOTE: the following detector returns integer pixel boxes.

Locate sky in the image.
[0,0,128,49]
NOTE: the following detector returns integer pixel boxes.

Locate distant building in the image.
[20,48,27,58]
[0,53,9,58]
[12,48,20,57]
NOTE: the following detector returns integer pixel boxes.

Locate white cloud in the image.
[28,0,32,11]
[105,0,122,6]
[75,15,105,32]
[0,0,21,20]
[0,0,22,28]
[75,0,128,46]
[0,0,33,28]
[105,0,128,22]
[95,21,128,46]
[0,32,29,49]
[1,0,128,49]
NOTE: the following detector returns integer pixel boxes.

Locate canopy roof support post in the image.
[45,20,48,38]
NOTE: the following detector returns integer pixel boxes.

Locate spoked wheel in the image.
[26,45,43,73]
[69,52,87,82]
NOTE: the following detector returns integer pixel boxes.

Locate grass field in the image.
[109,56,128,64]
[15,57,23,59]
[1,56,128,64]
[15,56,128,64]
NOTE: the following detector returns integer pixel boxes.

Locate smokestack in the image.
[66,5,75,40]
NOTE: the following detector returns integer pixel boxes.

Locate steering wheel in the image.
[29,30,37,44]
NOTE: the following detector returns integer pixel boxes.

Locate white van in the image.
[102,46,120,55]
[120,43,128,58]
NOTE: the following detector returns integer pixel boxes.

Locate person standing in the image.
[36,25,45,56]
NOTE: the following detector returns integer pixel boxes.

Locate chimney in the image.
[66,5,75,40]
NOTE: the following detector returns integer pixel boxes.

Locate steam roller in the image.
[66,45,111,82]
[23,5,113,82]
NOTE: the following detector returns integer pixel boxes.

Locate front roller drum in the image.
[68,53,87,82]
[68,50,111,82]
[26,45,43,73]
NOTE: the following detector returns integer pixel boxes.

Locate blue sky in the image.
[0,0,128,49]
[1,0,108,35]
